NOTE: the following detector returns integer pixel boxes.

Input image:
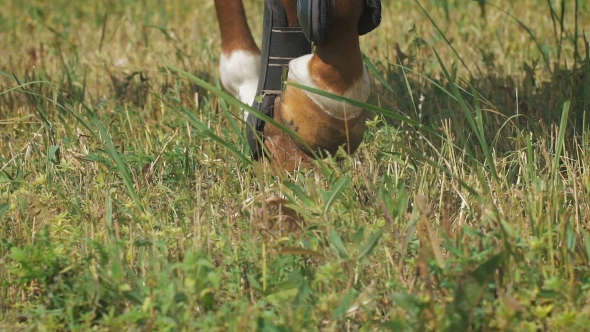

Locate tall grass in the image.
[1,0,589,330]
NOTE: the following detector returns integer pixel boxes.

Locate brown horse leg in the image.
[214,0,260,115]
[263,0,370,170]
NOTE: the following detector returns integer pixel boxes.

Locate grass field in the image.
[1,0,590,330]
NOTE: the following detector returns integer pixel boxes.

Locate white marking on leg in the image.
[219,50,260,120]
[287,54,370,120]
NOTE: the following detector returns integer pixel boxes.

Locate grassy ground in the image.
[1,0,590,330]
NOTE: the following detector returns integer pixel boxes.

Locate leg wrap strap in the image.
[247,0,311,160]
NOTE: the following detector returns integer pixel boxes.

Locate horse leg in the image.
[263,0,371,170]
[214,0,260,116]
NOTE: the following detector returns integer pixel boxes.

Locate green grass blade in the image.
[329,230,349,260]
[356,229,383,261]
[0,202,9,218]
[433,48,498,181]
[584,42,590,126]
[470,84,497,180]
[551,101,571,184]
[323,175,350,216]
[166,97,252,166]
[285,81,430,134]
[363,53,395,95]
[208,54,243,144]
[92,115,145,214]
[283,181,315,209]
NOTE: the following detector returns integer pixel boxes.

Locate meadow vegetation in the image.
[1,0,590,330]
